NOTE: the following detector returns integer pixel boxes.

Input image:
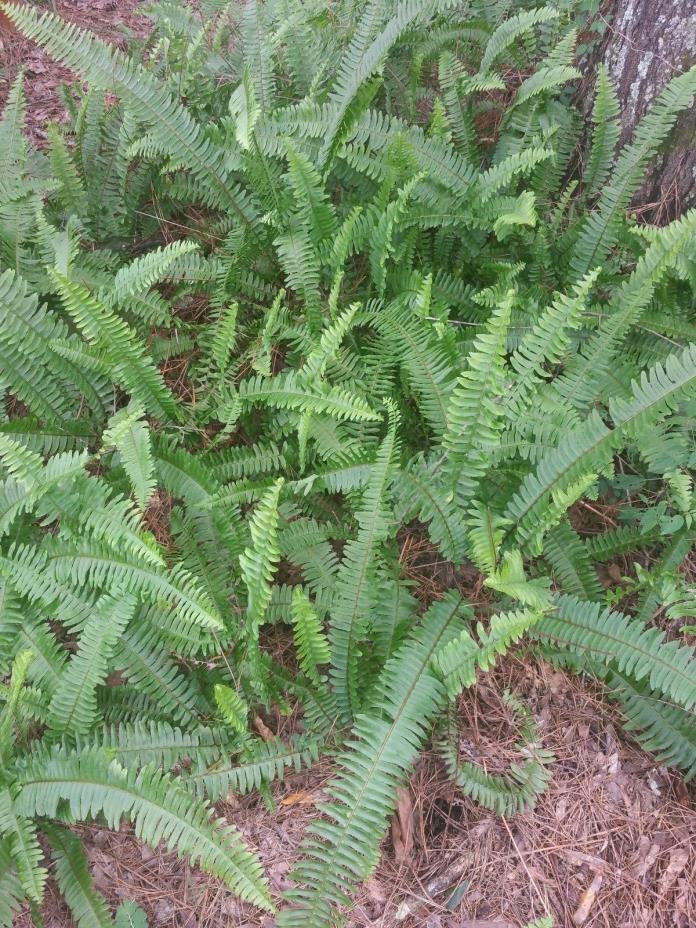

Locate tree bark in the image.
[584,0,696,220]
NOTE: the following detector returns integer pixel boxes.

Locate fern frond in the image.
[477,7,560,76]
[0,792,46,904]
[239,478,283,677]
[584,65,620,198]
[2,2,257,224]
[13,746,272,910]
[535,594,696,711]
[329,401,399,718]
[53,272,183,423]
[569,66,696,280]
[291,588,330,688]
[279,591,471,928]
[601,669,696,780]
[543,522,603,601]
[44,823,112,928]
[442,291,512,507]
[102,404,156,512]
[48,594,136,735]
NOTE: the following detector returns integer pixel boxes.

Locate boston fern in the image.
[1,0,696,924]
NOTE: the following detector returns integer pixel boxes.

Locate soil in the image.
[2,4,696,927]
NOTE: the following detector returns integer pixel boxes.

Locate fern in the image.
[12,745,273,910]
[329,401,399,718]
[2,1,696,920]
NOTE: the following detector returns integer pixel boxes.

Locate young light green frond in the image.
[291,588,330,688]
[466,503,509,576]
[433,608,542,698]
[13,746,273,910]
[485,550,553,610]
[284,140,337,243]
[214,685,249,736]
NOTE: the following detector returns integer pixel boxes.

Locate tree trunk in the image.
[584,0,696,221]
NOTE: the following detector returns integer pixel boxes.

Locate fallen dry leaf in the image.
[391,786,414,863]
[280,790,317,807]
[573,871,604,925]
[658,847,690,895]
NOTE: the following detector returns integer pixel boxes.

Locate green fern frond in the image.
[569,66,696,280]
[13,746,273,910]
[329,401,399,718]
[239,478,283,677]
[48,594,136,735]
[214,685,249,736]
[543,522,603,601]
[44,823,112,928]
[442,290,512,507]
[584,65,620,198]
[536,594,696,711]
[477,7,560,76]
[291,588,331,688]
[279,591,471,928]
[102,403,156,512]
[601,669,696,780]
[1,1,257,224]
[0,791,46,904]
[52,271,183,423]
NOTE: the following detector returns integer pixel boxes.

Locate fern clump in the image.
[1,0,696,923]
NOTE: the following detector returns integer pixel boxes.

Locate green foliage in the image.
[1,0,696,922]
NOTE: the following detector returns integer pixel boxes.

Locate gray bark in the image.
[584,0,696,220]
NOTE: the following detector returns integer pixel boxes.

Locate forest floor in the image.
[1,3,696,927]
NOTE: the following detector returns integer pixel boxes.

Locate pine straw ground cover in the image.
[14,657,696,928]
[2,3,696,927]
